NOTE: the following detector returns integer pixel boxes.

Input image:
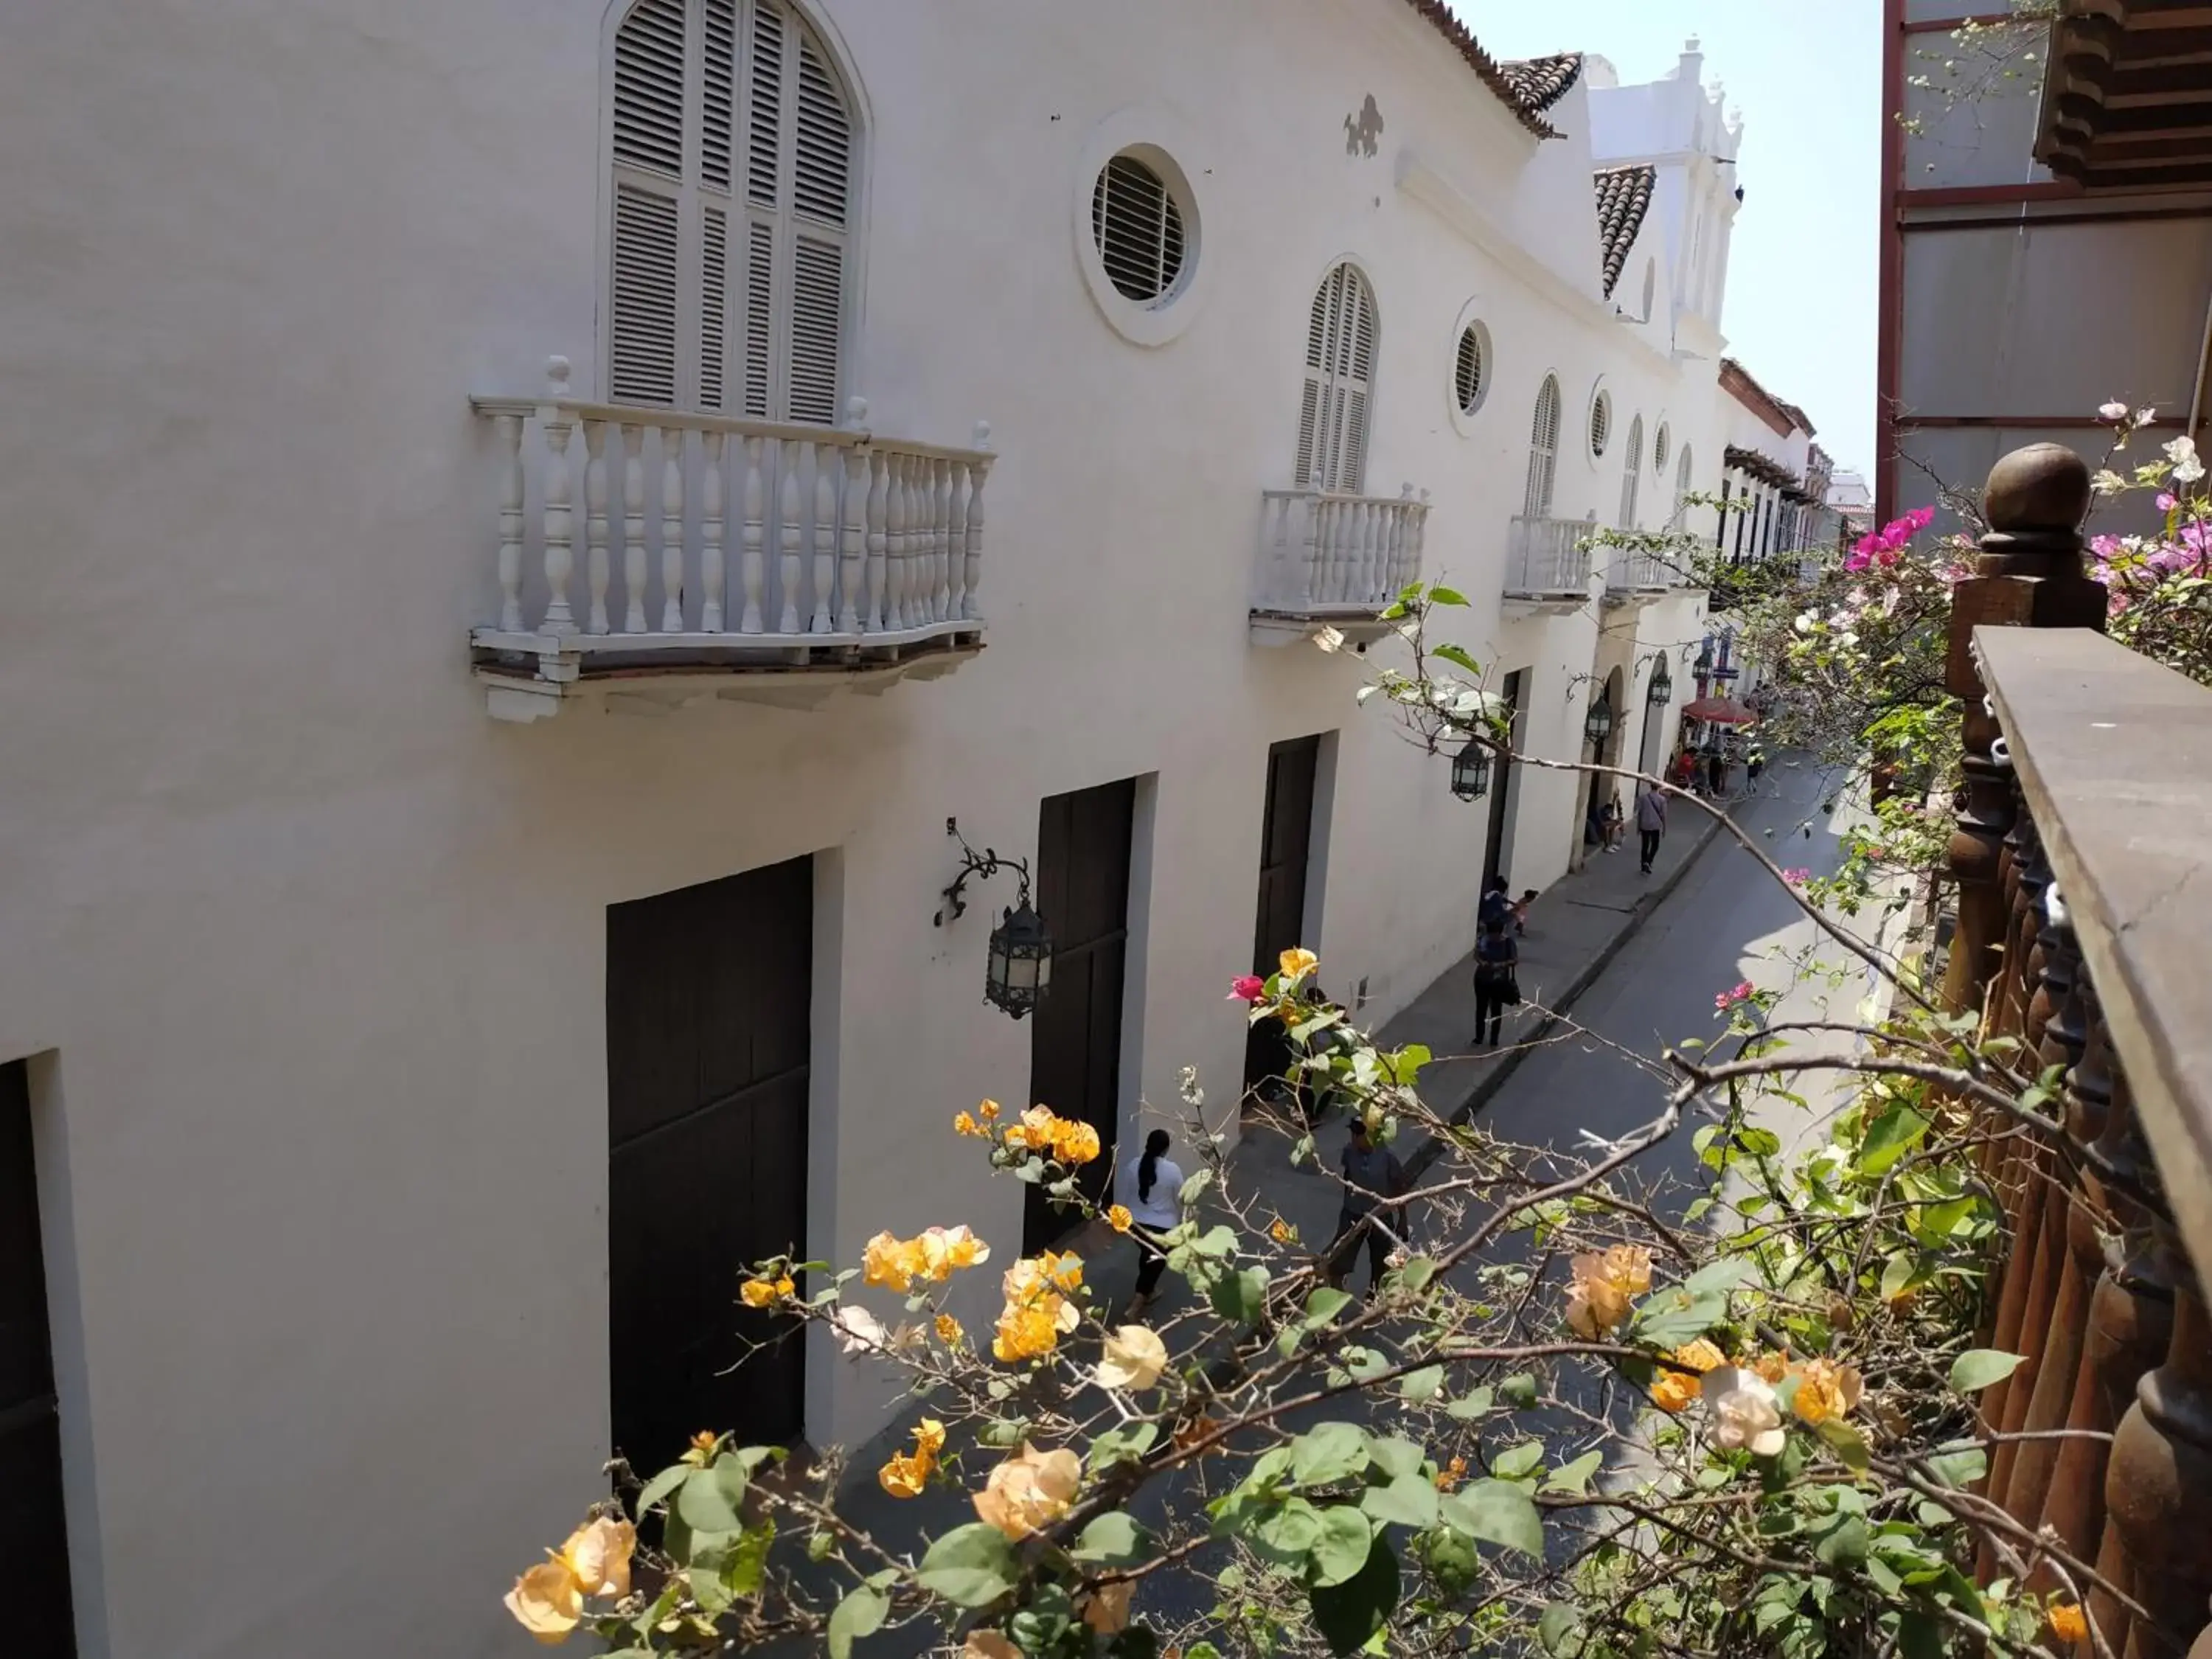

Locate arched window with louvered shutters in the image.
[1618,415,1644,529]
[607,0,855,423]
[1293,263,1379,495]
[1525,375,1562,518]
[1675,445,1694,528]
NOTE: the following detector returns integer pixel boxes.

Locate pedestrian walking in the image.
[1746,746,1767,793]
[1122,1129,1183,1317]
[1472,914,1519,1047]
[1706,748,1726,798]
[1635,780,1668,874]
[1327,1116,1408,1300]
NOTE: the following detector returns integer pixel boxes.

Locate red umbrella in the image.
[1682,695,1758,725]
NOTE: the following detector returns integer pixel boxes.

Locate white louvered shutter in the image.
[1525,376,1562,518]
[1294,264,1378,494]
[607,0,853,420]
[1675,445,1694,527]
[1619,416,1644,529]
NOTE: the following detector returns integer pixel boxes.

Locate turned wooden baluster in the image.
[776,443,804,634]
[2000,970,2110,1536]
[538,358,577,636]
[964,425,990,622]
[2042,1048,2176,1611]
[738,435,765,636]
[810,444,836,634]
[883,453,908,630]
[659,431,685,632]
[582,420,611,635]
[1984,882,2077,1450]
[863,448,888,632]
[619,422,648,634]
[2101,1257,2212,1658]
[495,411,526,633]
[1941,444,2102,1018]
[1299,492,1322,605]
[931,457,953,622]
[700,431,726,633]
[837,439,866,634]
[946,459,969,622]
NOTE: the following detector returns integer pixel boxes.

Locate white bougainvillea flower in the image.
[2098,400,2129,422]
[1094,1325,1169,1391]
[1703,1366,1787,1457]
[2165,435,2206,484]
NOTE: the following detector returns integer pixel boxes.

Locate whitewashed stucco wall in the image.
[0,1,1742,1655]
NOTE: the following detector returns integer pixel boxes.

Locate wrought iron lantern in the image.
[1648,657,1674,708]
[1450,734,1492,801]
[934,819,1054,1020]
[1585,694,1615,751]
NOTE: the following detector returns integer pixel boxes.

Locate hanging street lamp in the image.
[1648,657,1674,708]
[1450,734,1492,801]
[933,818,1054,1020]
[1585,694,1615,752]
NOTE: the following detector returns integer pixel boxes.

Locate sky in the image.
[1454,1,1882,472]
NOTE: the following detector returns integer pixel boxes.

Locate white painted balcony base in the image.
[1504,515,1596,613]
[1250,487,1430,647]
[468,360,992,721]
[1603,549,1674,607]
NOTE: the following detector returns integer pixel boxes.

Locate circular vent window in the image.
[1092,153,1187,305]
[1454,324,1488,416]
[1590,389,1613,459]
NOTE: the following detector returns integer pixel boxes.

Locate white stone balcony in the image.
[1250,487,1431,647]
[468,361,991,721]
[1504,515,1595,605]
[1604,546,1674,602]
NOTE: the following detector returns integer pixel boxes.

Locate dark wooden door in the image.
[1244,737,1320,1106]
[608,858,811,1470]
[0,1062,75,1658]
[1484,671,1526,892]
[1026,779,1135,1251]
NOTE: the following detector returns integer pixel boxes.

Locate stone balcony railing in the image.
[1604,546,1674,597]
[1505,515,1595,602]
[1250,487,1431,646]
[468,359,992,720]
[1941,445,2212,1659]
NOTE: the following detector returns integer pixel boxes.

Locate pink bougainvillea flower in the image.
[1228,975,1267,1004]
[1714,981,1756,1012]
[2158,492,2178,512]
[1782,869,1812,886]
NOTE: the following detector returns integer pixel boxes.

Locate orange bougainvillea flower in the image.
[739,1275,793,1309]
[978,1099,1002,1122]
[1279,947,1320,983]
[2048,1603,2089,1645]
[1752,1350,1790,1385]
[878,1450,929,1499]
[557,1516,636,1599]
[974,1442,1082,1539]
[936,1312,964,1346]
[1106,1204,1133,1234]
[1652,1368,1702,1413]
[1082,1579,1135,1635]
[1790,1358,1865,1425]
[1433,1455,1468,1491]
[954,1110,984,1138]
[505,1559,583,1645]
[1670,1338,1727,1374]
[917,1224,991,1278]
[1004,1105,1060,1153]
[1565,1245,1653,1338]
[1053,1119,1102,1166]
[504,1512,636,1644]
[1270,1217,1298,1245]
[964,1632,1023,1659]
[863,1231,922,1293]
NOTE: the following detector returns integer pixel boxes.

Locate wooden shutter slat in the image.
[788,234,843,425]
[700,0,737,192]
[613,0,687,179]
[793,36,851,226]
[611,183,681,407]
[700,205,729,411]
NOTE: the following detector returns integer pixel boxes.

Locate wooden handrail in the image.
[1977,624,2212,1279]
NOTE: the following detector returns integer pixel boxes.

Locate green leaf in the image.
[1815,1419,1871,1472]
[1441,1480,1543,1557]
[1949,1349,2025,1394]
[725,1520,773,1596]
[1293,1423,1370,1488]
[1210,1265,1271,1326]
[1310,1506,1376,1587]
[1396,1256,1441,1293]
[1445,1386,1495,1421]
[1304,1287,1354,1327]
[1812,1511,1870,1568]
[1428,585,1470,608]
[1360,1473,1441,1531]
[1074,1511,1148,1566]
[634,1461,690,1520]
[1400,1365,1445,1404]
[1491,1441,1545,1481]
[827,1584,888,1659]
[1538,1601,1583,1655]
[1925,1443,1987,1489]
[1678,1258,1753,1298]
[1897,1611,1945,1659]
[1252,1497,1326,1564]
[914,1523,1018,1607]
[1364,1439,1424,1483]
[1859,1102,1932,1176]
[1179,1168,1216,1205]
[675,1458,748,1534]
[689,1564,734,1615]
[1499,1374,1538,1408]
[1308,1531,1399,1656]
[1433,641,1482,674]
[1543,1449,1603,1495]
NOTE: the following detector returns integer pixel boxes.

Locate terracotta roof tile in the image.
[1501,53,1585,116]
[1725,445,1804,493]
[1592,164,1656,299]
[1394,0,1567,139]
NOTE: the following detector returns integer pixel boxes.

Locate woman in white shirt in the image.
[1124,1129,1183,1316]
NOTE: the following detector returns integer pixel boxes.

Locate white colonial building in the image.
[0,5,1758,1655]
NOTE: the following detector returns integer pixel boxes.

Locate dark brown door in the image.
[1244,737,1320,1107]
[1484,671,1526,892]
[0,1062,75,1658]
[608,858,811,1470]
[1026,779,1135,1251]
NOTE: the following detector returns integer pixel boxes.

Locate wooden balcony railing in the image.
[1943,444,2212,1659]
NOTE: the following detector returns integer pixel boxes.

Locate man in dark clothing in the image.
[1478,874,1512,933]
[1329,1118,1407,1298]
[1635,782,1668,874]
[1472,914,1517,1047]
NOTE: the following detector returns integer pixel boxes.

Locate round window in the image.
[1654,422,1672,474]
[1091,153,1186,305]
[1590,390,1613,460]
[1453,324,1488,417]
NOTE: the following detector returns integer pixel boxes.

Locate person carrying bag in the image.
[1472,913,1519,1048]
